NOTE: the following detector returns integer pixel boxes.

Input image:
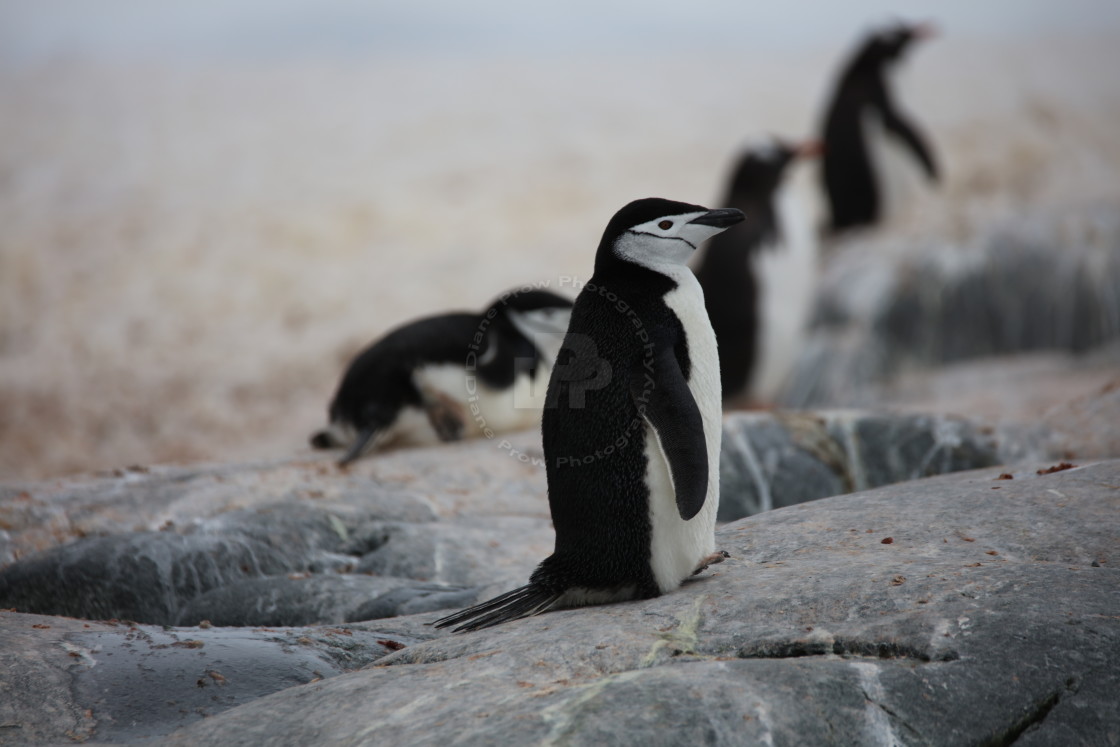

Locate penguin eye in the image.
[658,220,673,230]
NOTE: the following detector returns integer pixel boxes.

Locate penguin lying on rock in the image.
[310,288,573,465]
[820,21,938,233]
[435,198,743,632]
[693,138,821,405]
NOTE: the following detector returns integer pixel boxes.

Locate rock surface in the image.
[26,460,1109,745]
[1,408,1071,628]
[0,611,428,743]
[783,206,1120,408]
[717,410,1009,520]
[1,414,1117,743]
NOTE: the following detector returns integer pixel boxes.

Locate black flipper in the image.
[431,583,562,633]
[873,79,938,180]
[337,426,379,467]
[631,344,709,521]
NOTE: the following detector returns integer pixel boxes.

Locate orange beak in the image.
[794,140,824,159]
[911,22,938,41]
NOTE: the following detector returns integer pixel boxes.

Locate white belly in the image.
[753,174,820,401]
[399,361,550,444]
[645,271,721,592]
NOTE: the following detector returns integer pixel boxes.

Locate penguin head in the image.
[488,288,573,361]
[597,198,745,275]
[494,289,573,314]
[863,21,937,65]
[726,138,822,203]
[495,289,572,332]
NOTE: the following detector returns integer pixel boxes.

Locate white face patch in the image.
[614,211,730,274]
[749,138,783,163]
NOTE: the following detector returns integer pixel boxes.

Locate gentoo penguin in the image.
[434,198,743,632]
[820,22,938,233]
[692,138,821,404]
[310,288,573,465]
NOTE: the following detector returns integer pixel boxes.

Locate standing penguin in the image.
[434,198,743,632]
[310,289,573,465]
[693,138,821,404]
[820,22,938,233]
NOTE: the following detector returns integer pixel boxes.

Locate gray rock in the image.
[349,516,552,587]
[0,435,553,626]
[718,412,848,520]
[0,495,524,626]
[0,428,555,571]
[0,408,1097,627]
[145,460,1120,747]
[717,410,1004,520]
[0,456,439,569]
[174,574,475,627]
[0,531,300,623]
[1042,374,1120,459]
[0,612,424,744]
[0,500,417,624]
[784,206,1120,407]
[347,584,481,622]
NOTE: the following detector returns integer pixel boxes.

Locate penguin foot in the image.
[424,392,466,442]
[692,550,730,576]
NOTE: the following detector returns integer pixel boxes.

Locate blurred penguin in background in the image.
[819,21,939,234]
[693,138,821,406]
[311,288,573,465]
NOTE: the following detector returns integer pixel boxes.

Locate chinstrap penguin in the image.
[434,198,743,632]
[310,288,573,465]
[692,138,821,404]
[820,21,938,233]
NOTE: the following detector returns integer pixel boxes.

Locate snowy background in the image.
[2,1,1119,479]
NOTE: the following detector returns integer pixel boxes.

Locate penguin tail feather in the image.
[431,584,561,633]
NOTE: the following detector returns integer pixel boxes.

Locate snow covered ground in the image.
[1,3,1118,479]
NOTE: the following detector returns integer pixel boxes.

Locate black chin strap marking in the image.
[625,230,698,251]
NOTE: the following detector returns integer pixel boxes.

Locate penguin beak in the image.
[911,22,938,41]
[794,140,824,159]
[688,208,745,228]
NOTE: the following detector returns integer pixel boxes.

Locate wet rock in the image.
[718,413,847,520]
[0,500,410,624]
[175,574,475,627]
[346,584,481,622]
[0,457,440,569]
[0,531,300,623]
[784,206,1120,407]
[717,410,1005,520]
[348,517,552,587]
[1,408,1101,627]
[149,461,1120,747]
[0,612,425,744]
[0,436,551,626]
[0,502,526,627]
